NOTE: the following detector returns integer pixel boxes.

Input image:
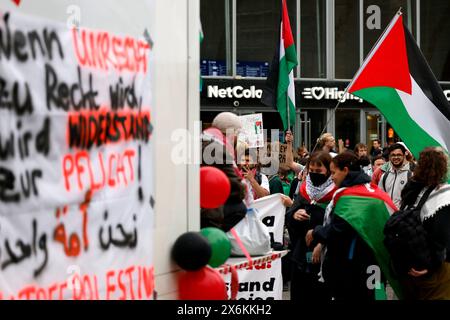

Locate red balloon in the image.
[178,266,228,300]
[200,166,231,209]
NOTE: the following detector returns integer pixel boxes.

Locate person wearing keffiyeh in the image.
[306,151,401,301]
[286,151,337,302]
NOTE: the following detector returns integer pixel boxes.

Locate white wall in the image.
[152,0,200,299]
[0,0,199,300]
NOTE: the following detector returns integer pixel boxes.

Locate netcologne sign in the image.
[207,85,263,99]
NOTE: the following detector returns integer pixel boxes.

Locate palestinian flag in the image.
[333,183,404,299]
[348,12,450,159]
[261,0,298,130]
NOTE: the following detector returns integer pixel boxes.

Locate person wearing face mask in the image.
[286,151,337,302]
[305,151,402,301]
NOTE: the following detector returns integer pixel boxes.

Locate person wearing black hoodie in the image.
[306,151,394,300]
[400,147,450,300]
[286,151,336,301]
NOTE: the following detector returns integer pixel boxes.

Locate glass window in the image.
[335,109,360,150]
[335,0,360,79]
[365,111,382,145]
[421,0,450,81]
[237,0,297,78]
[200,0,232,76]
[300,0,327,78]
[307,109,327,152]
[363,1,416,57]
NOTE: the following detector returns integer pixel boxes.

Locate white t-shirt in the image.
[329,151,338,158]
[260,173,270,193]
[243,172,270,204]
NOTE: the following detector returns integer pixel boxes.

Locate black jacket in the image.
[286,191,327,274]
[313,170,379,301]
[401,180,450,265]
[289,178,300,200]
[200,140,247,232]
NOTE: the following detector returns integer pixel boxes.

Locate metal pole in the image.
[287,91,290,131]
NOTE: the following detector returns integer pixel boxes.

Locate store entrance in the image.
[335,109,360,151]
[365,111,385,146]
[296,109,327,152]
[364,110,398,150]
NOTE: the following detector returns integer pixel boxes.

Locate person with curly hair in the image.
[400,147,450,300]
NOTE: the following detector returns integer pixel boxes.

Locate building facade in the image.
[200,0,450,151]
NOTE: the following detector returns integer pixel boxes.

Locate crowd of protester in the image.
[200,112,450,300]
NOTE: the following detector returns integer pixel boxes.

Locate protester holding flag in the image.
[285,130,305,174]
[286,151,336,301]
[306,152,402,300]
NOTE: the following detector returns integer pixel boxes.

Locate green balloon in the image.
[200,227,231,267]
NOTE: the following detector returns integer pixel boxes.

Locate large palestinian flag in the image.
[348,12,450,159]
[332,184,404,299]
[261,0,298,131]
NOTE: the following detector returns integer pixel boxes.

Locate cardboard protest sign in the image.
[263,142,300,165]
[0,10,154,299]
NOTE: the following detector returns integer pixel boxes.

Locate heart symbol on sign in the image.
[311,87,325,100]
[12,0,21,6]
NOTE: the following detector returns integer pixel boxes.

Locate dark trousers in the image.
[290,264,331,302]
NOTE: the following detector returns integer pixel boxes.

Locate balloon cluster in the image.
[172,228,232,300]
[172,166,233,299]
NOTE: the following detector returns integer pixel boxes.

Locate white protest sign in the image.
[253,194,285,244]
[0,10,154,299]
[222,257,283,300]
[238,113,264,149]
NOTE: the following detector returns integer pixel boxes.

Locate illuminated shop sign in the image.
[207,85,263,99]
[301,87,363,103]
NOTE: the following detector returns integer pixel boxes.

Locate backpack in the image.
[383,186,437,276]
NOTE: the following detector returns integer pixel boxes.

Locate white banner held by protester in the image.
[253,194,285,244]
[238,113,264,149]
[222,256,283,300]
[0,10,154,299]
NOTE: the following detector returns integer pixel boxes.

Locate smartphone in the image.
[306,252,313,264]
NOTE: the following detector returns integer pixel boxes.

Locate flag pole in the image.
[286,91,290,131]
[310,7,403,154]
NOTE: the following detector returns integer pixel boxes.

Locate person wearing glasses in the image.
[376,143,415,208]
